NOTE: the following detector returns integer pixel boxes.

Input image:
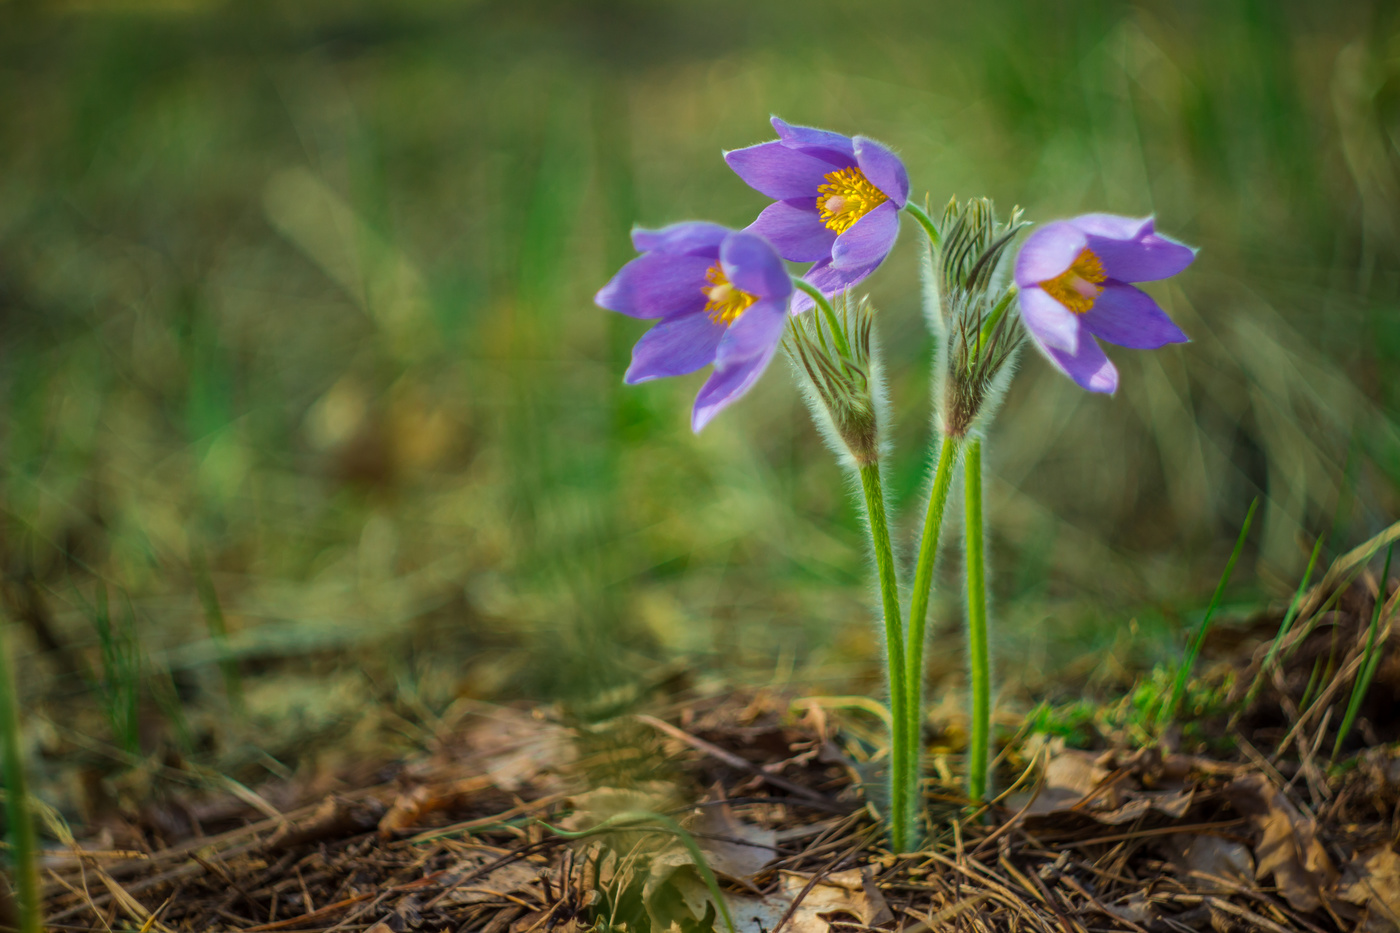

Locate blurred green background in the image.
[2,0,1399,811]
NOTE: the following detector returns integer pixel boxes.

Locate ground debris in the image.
[37,682,1400,933]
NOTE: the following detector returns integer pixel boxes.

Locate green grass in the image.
[0,0,1396,803]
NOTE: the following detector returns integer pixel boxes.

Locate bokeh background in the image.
[2,0,1399,812]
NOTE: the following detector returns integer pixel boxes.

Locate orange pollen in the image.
[1040,248,1107,314]
[816,166,888,234]
[702,263,759,326]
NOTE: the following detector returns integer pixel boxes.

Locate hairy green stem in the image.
[791,279,853,361]
[858,461,909,851]
[0,625,42,933]
[902,202,941,248]
[902,434,962,835]
[964,438,990,805]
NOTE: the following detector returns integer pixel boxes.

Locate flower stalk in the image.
[963,438,990,804]
[858,460,911,851]
[902,434,961,833]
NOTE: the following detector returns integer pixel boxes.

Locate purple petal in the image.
[1018,286,1082,353]
[748,199,836,263]
[624,311,725,383]
[691,301,786,432]
[1031,330,1119,394]
[1080,282,1189,349]
[595,253,713,319]
[1067,214,1151,240]
[630,221,728,257]
[1088,227,1196,283]
[1014,222,1087,287]
[770,117,856,164]
[724,142,845,200]
[853,137,909,208]
[691,349,775,432]
[715,297,788,367]
[790,258,878,314]
[831,201,899,270]
[720,232,792,300]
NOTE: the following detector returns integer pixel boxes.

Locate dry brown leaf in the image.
[439,859,544,906]
[727,868,891,933]
[459,707,576,793]
[1018,751,1114,814]
[1164,832,1255,886]
[691,803,779,885]
[1090,787,1194,825]
[1226,773,1336,912]
[1337,846,1400,932]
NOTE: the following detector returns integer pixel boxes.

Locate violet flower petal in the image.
[595,252,714,319]
[1018,286,1082,353]
[631,221,728,257]
[1088,228,1196,283]
[770,117,856,164]
[692,301,786,432]
[1066,214,1150,240]
[714,297,788,367]
[720,232,792,300]
[1080,282,1189,349]
[1038,332,1119,394]
[624,311,725,383]
[748,199,836,263]
[1014,222,1087,287]
[790,257,879,314]
[831,200,899,270]
[724,142,847,200]
[853,137,909,208]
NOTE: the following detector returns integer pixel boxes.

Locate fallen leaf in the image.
[1226,773,1336,912]
[469,709,576,793]
[691,803,779,885]
[1337,846,1400,932]
[1018,751,1114,814]
[439,858,544,906]
[727,868,891,933]
[1164,832,1255,886]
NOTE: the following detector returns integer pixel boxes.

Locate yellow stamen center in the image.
[816,166,888,234]
[703,262,759,326]
[1040,247,1107,314]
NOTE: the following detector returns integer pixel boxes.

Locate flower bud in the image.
[929,197,1027,437]
[787,294,883,466]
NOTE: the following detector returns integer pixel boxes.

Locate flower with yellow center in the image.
[1038,247,1106,314]
[1014,214,1196,394]
[724,117,910,313]
[594,222,795,432]
[816,167,889,234]
[703,262,759,325]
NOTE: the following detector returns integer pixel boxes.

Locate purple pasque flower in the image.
[724,117,909,313]
[595,222,793,432]
[1014,214,1195,394]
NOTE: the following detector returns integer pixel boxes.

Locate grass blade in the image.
[1164,498,1258,723]
[1246,535,1324,704]
[1332,543,1393,758]
[0,625,43,933]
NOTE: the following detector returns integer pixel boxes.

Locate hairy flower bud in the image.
[787,294,883,466]
[929,197,1028,437]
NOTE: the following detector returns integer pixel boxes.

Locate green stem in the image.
[903,434,962,834]
[0,626,42,933]
[791,279,853,361]
[902,202,941,248]
[858,461,909,851]
[964,438,990,806]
